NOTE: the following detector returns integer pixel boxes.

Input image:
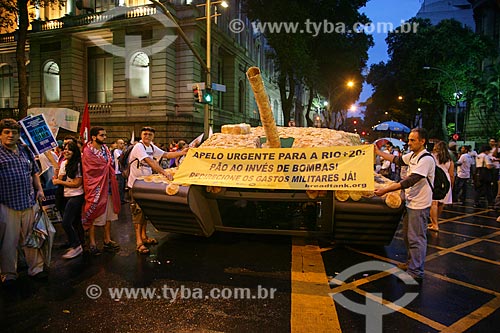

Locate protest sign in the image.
[19,114,58,155]
[174,145,374,191]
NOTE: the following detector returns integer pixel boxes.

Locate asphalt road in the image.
[1,202,499,333]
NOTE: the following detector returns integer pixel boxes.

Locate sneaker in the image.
[103,240,120,252]
[2,279,17,290]
[62,245,83,259]
[89,246,102,256]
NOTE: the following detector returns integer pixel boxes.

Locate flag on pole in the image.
[79,102,91,143]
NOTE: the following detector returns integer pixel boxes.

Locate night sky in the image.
[358,0,422,110]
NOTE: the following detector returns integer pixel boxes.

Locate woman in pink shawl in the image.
[82,127,121,256]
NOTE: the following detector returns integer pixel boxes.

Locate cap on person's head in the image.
[448,141,457,149]
[141,126,155,133]
[57,140,64,149]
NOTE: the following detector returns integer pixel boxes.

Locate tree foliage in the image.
[0,0,62,118]
[469,62,500,139]
[365,18,495,140]
[243,0,372,128]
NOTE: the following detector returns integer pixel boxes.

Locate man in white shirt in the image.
[454,146,472,205]
[489,139,499,198]
[113,139,126,204]
[374,128,434,284]
[128,127,188,255]
[475,145,495,208]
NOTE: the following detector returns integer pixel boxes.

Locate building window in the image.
[88,47,113,103]
[238,80,245,114]
[0,64,13,108]
[95,0,116,13]
[129,51,150,98]
[273,100,283,125]
[43,60,60,103]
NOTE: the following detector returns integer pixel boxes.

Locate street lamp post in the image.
[423,66,461,137]
[198,1,228,139]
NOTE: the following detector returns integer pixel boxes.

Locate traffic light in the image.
[353,120,357,125]
[202,88,213,104]
[193,84,202,103]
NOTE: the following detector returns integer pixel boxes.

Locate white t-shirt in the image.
[489,147,499,169]
[113,148,123,175]
[58,160,84,197]
[127,141,165,188]
[476,153,493,169]
[468,150,477,166]
[457,153,472,179]
[402,150,434,209]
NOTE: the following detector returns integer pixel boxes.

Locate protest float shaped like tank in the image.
[132,67,403,245]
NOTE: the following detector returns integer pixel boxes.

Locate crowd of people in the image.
[376,138,500,212]
[1,115,499,288]
[0,119,188,287]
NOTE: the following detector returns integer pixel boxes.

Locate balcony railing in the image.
[0,33,16,43]
[33,5,157,32]
[0,108,20,120]
[73,103,112,115]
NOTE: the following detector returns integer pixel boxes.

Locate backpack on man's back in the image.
[117,142,155,184]
[417,153,450,200]
[117,144,137,181]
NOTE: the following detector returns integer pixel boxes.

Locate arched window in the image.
[129,51,150,98]
[43,60,60,103]
[238,80,245,114]
[0,64,13,108]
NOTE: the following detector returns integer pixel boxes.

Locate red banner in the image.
[79,102,91,143]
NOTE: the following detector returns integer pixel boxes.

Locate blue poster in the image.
[19,116,36,155]
[19,114,57,155]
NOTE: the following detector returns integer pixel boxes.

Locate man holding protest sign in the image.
[0,118,47,286]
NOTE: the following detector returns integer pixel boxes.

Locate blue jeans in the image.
[62,194,85,248]
[116,174,126,203]
[454,177,469,203]
[402,207,430,278]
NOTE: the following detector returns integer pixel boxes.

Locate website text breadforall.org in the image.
[229,19,419,36]
[86,284,277,302]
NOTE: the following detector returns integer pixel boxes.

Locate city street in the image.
[0,200,499,332]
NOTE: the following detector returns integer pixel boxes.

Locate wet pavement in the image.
[0,199,499,332]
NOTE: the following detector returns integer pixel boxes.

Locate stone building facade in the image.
[0,0,284,145]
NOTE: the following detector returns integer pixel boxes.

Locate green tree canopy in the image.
[365,18,495,140]
[0,0,62,118]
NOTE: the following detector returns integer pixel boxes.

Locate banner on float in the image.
[174,145,374,191]
[19,114,58,155]
[28,107,80,135]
